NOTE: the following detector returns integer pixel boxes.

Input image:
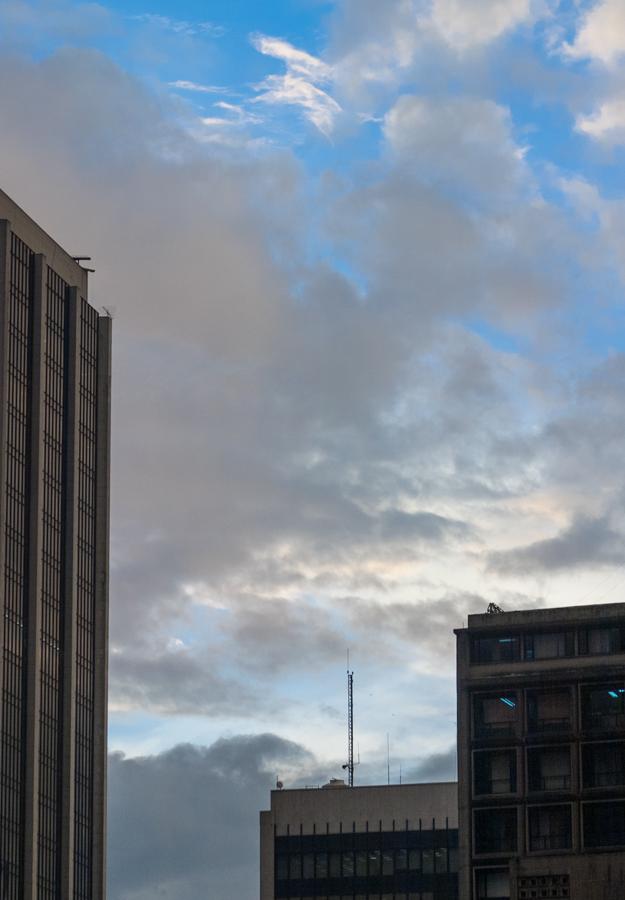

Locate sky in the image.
[3,0,625,896]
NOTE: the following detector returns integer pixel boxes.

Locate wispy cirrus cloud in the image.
[169,80,225,94]
[251,33,341,136]
[132,14,225,39]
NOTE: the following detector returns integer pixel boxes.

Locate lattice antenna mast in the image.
[347,668,354,787]
[342,651,358,786]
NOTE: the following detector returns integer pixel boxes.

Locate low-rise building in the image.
[260,780,459,900]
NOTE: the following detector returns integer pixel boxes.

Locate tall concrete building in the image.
[0,190,111,900]
[456,602,625,900]
[261,780,459,900]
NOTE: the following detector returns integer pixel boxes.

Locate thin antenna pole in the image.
[387,733,390,786]
[347,669,354,787]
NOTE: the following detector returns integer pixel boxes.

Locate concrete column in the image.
[259,812,274,900]
[23,253,46,900]
[456,631,473,900]
[92,313,112,900]
[0,219,11,723]
[60,287,80,899]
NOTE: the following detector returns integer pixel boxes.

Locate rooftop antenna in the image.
[341,651,355,787]
[387,733,390,786]
[72,256,95,273]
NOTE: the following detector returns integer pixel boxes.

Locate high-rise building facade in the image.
[0,190,111,900]
[261,780,459,900]
[456,602,625,900]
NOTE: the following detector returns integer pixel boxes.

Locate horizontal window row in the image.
[472,625,625,666]
[277,847,457,881]
[473,800,625,856]
[473,740,625,796]
[276,894,436,900]
[276,830,457,854]
[473,684,625,740]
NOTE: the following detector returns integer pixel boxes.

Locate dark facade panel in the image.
[274,827,459,899]
[0,192,110,900]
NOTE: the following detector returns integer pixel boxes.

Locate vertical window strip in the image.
[73,300,97,900]
[36,268,68,900]
[1,234,34,900]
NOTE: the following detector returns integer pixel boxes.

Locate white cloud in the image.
[169,80,224,94]
[251,33,341,136]
[565,0,625,66]
[199,102,262,128]
[429,0,535,51]
[253,73,341,136]
[576,96,625,143]
[252,33,333,81]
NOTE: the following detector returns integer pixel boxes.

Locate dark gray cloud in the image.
[107,734,460,899]
[489,515,625,575]
[108,735,315,900]
[404,746,457,784]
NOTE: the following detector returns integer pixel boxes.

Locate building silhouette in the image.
[456,602,625,900]
[0,190,111,900]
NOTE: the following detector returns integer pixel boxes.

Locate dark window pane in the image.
[329,853,341,878]
[528,805,572,851]
[582,742,625,788]
[276,855,288,880]
[525,632,574,661]
[527,690,571,734]
[472,636,520,665]
[303,853,314,879]
[584,801,625,848]
[583,627,623,656]
[477,869,510,899]
[368,849,381,875]
[474,749,517,795]
[527,747,571,792]
[582,685,625,731]
[475,808,517,854]
[474,694,518,739]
